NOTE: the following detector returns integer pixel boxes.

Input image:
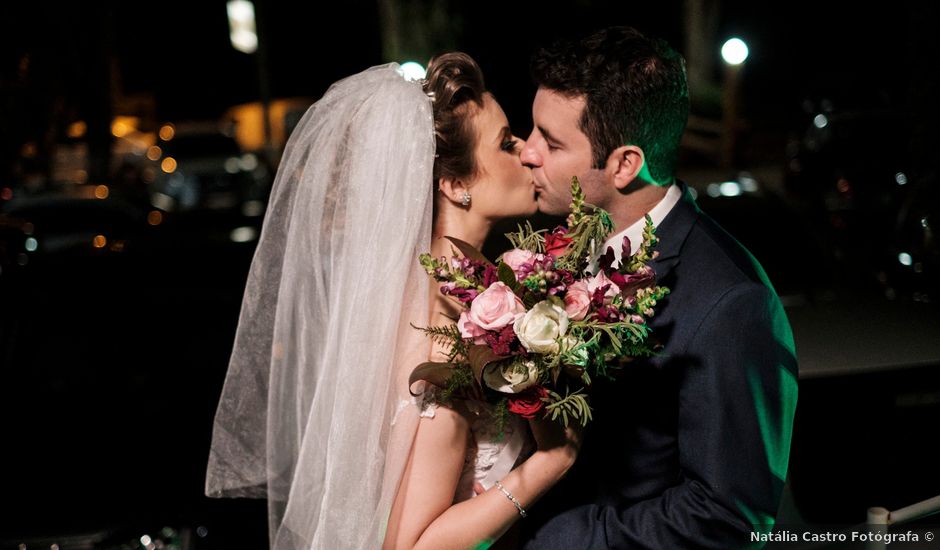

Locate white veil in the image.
[205,63,434,549]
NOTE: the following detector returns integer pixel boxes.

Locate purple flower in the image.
[481,264,499,287]
[590,285,610,309]
[594,304,624,322]
[598,246,617,272]
[612,266,656,296]
[502,249,536,279]
[441,283,479,304]
[515,253,556,283]
[620,235,632,260]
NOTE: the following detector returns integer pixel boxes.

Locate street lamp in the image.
[721,38,749,66]
[720,37,749,167]
[226,1,258,54]
[226,1,273,163]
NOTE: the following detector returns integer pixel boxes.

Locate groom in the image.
[518,27,799,548]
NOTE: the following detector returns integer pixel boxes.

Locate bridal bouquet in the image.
[411,178,669,428]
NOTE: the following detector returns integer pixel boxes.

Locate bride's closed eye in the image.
[497,126,521,154]
[501,137,521,153]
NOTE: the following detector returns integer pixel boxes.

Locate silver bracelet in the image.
[494,480,527,518]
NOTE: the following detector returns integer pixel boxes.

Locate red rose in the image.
[507,386,549,419]
[544,226,573,257]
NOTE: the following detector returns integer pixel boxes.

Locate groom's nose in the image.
[520,132,542,168]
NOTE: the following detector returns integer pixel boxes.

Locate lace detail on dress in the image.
[391,384,441,425]
[453,402,532,503]
[417,386,442,419]
[419,402,436,419]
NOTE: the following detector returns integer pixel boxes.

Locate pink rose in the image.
[458,311,487,343]
[467,282,526,330]
[563,280,591,321]
[500,249,535,279]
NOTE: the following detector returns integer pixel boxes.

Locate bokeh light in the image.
[399,61,427,81]
[159,124,176,141]
[721,38,749,65]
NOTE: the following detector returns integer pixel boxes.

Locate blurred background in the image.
[2,1,939,548]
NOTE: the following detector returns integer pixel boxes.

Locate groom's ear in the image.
[604,145,646,190]
[438,176,469,205]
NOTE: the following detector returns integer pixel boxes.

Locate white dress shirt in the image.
[589,183,682,271]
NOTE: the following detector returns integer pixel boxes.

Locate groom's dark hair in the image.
[531,26,690,183]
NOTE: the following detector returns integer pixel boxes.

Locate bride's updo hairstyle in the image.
[423,52,486,191]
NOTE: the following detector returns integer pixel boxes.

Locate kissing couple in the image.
[206,25,798,550]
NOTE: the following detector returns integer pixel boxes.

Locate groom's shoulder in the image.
[681,208,774,292]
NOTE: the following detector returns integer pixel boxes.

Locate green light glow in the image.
[736,497,775,534]
[747,364,798,482]
[400,61,427,81]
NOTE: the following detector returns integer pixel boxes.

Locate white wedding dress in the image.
[419,394,534,502]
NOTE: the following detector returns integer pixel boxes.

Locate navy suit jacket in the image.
[521,183,799,549]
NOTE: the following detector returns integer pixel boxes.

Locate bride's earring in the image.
[460,192,471,207]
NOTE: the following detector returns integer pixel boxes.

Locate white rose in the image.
[513,300,569,355]
[482,360,541,394]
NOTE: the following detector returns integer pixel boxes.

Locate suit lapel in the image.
[648,180,699,281]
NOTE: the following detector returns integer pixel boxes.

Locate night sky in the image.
[5,1,937,136]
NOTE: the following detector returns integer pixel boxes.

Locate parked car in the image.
[0,187,150,262]
[148,122,271,216]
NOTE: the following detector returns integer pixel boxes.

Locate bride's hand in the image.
[528,416,582,470]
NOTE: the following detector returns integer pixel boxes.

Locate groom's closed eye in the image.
[537,126,563,151]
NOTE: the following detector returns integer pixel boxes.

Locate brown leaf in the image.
[467,345,508,386]
[444,236,493,266]
[408,361,458,396]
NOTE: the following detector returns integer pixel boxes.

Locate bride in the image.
[206,53,578,550]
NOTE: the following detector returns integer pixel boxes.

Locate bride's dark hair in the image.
[423,52,486,186]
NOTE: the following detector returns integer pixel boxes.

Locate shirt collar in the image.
[591,183,682,269]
